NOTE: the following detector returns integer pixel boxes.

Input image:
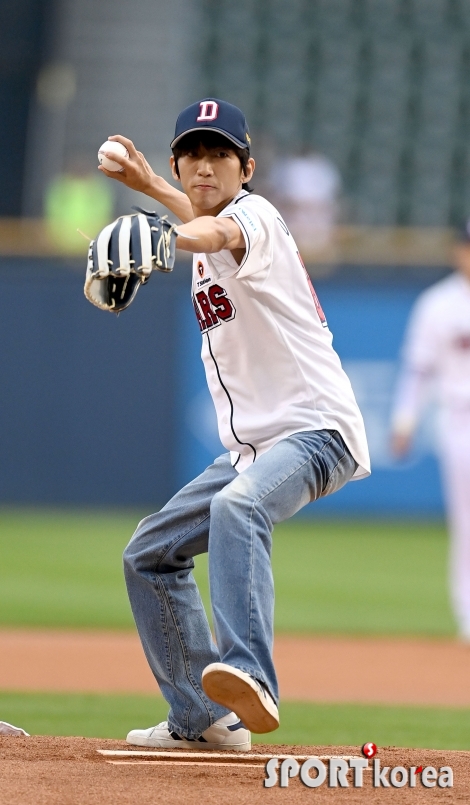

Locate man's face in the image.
[170,144,254,215]
[453,243,470,281]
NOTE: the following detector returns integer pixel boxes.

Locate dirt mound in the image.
[0,736,466,804]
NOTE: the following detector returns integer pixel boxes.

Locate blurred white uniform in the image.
[268,154,341,254]
[392,272,470,637]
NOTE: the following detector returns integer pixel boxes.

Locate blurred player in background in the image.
[391,223,470,641]
[267,149,341,258]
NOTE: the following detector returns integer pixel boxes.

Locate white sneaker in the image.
[0,721,29,737]
[202,663,279,734]
[126,711,251,751]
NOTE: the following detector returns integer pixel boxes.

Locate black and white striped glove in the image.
[84,207,178,313]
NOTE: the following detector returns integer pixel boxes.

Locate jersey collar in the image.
[216,190,250,216]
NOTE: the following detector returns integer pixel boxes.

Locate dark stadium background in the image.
[1,0,462,513]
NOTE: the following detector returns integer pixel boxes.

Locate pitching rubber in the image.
[0,721,29,737]
[202,663,280,734]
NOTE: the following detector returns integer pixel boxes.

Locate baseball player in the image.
[96,99,370,750]
[391,224,470,641]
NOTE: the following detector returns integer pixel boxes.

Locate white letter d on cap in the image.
[197,101,219,121]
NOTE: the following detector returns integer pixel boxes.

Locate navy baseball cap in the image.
[171,98,251,150]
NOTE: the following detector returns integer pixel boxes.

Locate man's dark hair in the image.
[172,131,253,192]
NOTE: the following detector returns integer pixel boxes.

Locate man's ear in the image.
[169,156,180,182]
[242,156,255,183]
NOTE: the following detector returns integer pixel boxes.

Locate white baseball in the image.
[98,140,129,172]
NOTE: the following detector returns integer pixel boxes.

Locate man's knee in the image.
[123,514,202,576]
[123,515,161,574]
[123,520,144,572]
[210,475,256,516]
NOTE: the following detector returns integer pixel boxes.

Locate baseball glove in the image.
[84,207,178,313]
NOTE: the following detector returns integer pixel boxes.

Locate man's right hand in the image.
[98,135,194,224]
[98,135,155,195]
[390,431,413,458]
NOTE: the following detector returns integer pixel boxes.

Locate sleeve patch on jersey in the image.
[236,206,259,235]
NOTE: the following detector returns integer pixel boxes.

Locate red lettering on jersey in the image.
[193,283,236,331]
[208,284,236,321]
[196,290,219,328]
[309,280,327,327]
[193,295,206,332]
[297,251,328,328]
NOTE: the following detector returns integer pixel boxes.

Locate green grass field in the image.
[0,508,456,636]
[0,508,463,749]
[0,692,469,750]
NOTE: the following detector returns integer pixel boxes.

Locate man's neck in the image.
[191,188,245,218]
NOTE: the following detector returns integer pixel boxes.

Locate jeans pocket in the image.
[321,448,358,498]
[322,464,339,497]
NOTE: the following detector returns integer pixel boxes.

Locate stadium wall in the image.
[0,258,447,515]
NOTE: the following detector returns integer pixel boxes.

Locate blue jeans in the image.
[123,429,357,738]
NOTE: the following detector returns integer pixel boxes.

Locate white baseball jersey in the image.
[191,190,370,479]
[392,272,470,433]
[391,271,470,638]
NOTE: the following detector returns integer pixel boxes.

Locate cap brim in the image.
[170,127,249,149]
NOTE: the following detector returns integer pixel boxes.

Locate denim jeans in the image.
[123,429,357,738]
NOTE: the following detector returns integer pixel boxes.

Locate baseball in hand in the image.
[98,140,129,172]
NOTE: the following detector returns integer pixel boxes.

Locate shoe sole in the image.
[202,665,279,734]
[126,734,251,752]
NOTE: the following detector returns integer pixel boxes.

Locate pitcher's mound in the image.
[0,736,467,803]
